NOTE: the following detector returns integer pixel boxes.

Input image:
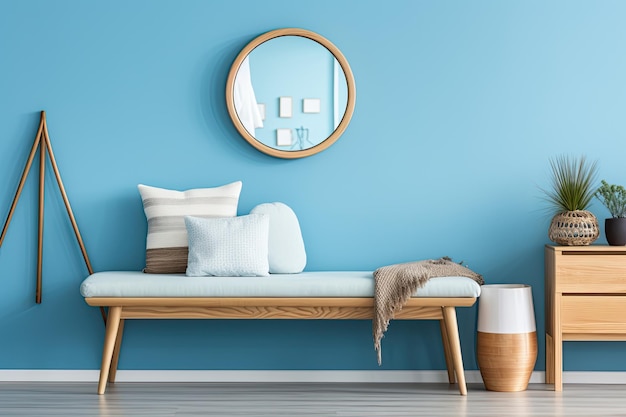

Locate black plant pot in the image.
[605,218,626,246]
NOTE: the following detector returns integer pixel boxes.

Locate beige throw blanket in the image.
[373,257,484,364]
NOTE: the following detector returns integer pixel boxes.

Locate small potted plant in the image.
[541,155,600,245]
[594,180,626,245]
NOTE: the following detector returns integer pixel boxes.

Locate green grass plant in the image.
[542,155,598,214]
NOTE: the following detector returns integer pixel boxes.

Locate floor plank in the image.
[0,382,625,416]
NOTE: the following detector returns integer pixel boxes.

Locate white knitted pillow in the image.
[184,214,270,277]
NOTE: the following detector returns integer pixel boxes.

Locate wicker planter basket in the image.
[548,210,599,246]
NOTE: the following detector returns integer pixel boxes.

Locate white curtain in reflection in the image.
[333,58,339,130]
[234,56,264,135]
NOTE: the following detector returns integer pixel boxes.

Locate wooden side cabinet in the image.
[545,245,626,391]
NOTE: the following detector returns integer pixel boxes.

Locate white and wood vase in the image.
[477,284,537,392]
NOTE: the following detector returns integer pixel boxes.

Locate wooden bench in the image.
[81,272,479,395]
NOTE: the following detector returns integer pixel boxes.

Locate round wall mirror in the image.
[226,28,356,159]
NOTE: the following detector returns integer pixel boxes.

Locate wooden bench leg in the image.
[98,306,122,395]
[108,319,125,384]
[439,319,456,384]
[442,306,467,395]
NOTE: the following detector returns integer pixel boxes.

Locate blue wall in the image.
[2,0,626,373]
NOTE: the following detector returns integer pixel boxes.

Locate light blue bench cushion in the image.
[80,271,481,298]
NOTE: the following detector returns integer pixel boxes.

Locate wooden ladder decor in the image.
[0,111,95,306]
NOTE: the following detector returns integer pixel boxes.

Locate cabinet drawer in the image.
[556,254,626,293]
[561,295,626,334]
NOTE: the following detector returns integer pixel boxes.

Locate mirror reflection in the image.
[226,28,356,159]
[234,36,348,150]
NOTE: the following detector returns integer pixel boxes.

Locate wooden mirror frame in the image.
[226,28,356,159]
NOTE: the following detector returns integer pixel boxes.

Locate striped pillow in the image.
[138,181,243,274]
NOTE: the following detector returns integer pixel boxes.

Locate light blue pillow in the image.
[184,214,270,277]
[250,202,306,274]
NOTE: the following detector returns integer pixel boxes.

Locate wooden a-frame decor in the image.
[0,111,94,304]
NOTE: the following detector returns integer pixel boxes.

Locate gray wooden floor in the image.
[0,382,625,416]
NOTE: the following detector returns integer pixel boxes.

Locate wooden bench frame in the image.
[85,296,476,395]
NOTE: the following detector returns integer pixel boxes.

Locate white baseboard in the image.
[0,370,625,384]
